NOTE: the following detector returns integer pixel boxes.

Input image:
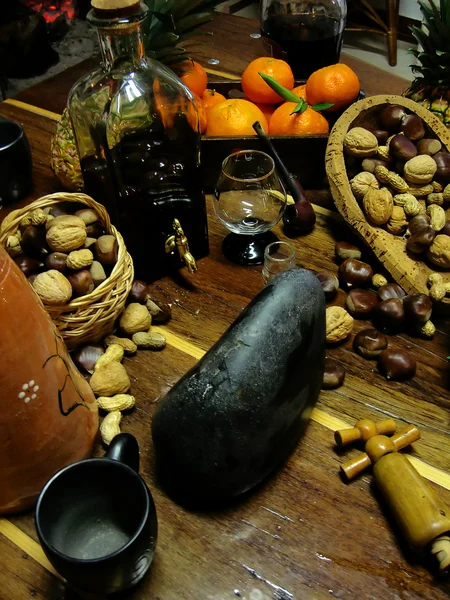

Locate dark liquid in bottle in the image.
[261,14,344,80]
[81,113,209,282]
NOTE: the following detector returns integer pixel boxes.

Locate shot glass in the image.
[262,240,296,284]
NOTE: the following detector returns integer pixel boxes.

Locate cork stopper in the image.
[91,0,142,18]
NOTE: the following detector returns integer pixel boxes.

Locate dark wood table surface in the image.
[1,12,450,600]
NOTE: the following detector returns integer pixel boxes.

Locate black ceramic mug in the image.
[0,118,32,205]
[35,433,157,595]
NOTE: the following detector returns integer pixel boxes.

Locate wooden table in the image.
[1,13,450,600]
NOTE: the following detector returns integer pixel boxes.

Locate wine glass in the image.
[213,150,287,266]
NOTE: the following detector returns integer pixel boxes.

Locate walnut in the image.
[427,235,450,268]
[404,155,437,185]
[32,270,72,305]
[350,171,379,200]
[66,249,94,270]
[363,187,393,226]
[344,127,378,157]
[119,303,152,335]
[386,206,408,235]
[46,215,87,252]
[427,205,446,231]
[326,306,354,343]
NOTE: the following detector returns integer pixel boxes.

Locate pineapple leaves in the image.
[171,0,206,20]
[149,32,180,50]
[175,12,215,34]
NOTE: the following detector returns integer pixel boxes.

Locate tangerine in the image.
[306,63,360,112]
[175,60,208,97]
[205,99,268,136]
[241,57,294,104]
[202,88,227,115]
[292,84,307,102]
[268,103,329,135]
[192,93,207,134]
[255,102,276,122]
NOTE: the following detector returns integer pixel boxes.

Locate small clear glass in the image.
[262,240,296,284]
[213,149,287,266]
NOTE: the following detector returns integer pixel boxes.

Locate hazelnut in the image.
[45,252,68,273]
[377,283,406,301]
[379,105,407,132]
[389,134,417,162]
[67,269,95,297]
[128,280,150,304]
[372,298,405,332]
[416,138,442,156]
[378,348,416,381]
[353,329,388,359]
[315,272,339,302]
[346,289,379,318]
[339,258,373,289]
[95,235,118,265]
[322,358,346,389]
[402,293,432,325]
[335,242,361,262]
[400,114,425,141]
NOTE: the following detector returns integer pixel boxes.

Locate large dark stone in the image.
[151,268,326,505]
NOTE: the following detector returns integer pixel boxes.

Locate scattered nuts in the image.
[94,343,124,371]
[100,411,122,445]
[71,344,104,374]
[386,206,408,235]
[97,394,135,412]
[339,258,373,289]
[429,282,447,301]
[120,303,152,335]
[372,298,405,332]
[128,280,149,304]
[353,329,388,359]
[146,298,172,323]
[403,293,432,325]
[132,331,166,349]
[326,306,354,343]
[346,289,379,318]
[378,348,416,381]
[66,248,94,270]
[427,234,450,268]
[335,242,362,262]
[322,358,346,389]
[377,283,406,301]
[372,274,388,289]
[32,270,72,305]
[416,320,436,338]
[90,361,130,396]
[315,272,339,302]
[105,335,137,354]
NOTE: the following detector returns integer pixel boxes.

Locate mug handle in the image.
[106,433,140,473]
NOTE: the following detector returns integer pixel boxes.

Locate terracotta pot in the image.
[0,246,98,514]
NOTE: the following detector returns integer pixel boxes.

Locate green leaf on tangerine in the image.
[258,73,299,102]
[311,102,334,111]
[291,98,308,114]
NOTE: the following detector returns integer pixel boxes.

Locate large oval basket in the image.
[0,192,134,349]
[325,94,450,312]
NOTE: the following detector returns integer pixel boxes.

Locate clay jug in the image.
[0,246,98,514]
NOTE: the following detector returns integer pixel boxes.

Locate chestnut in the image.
[346,289,379,318]
[74,208,98,226]
[433,152,450,185]
[339,258,373,289]
[378,348,416,381]
[441,221,450,237]
[27,273,39,286]
[389,134,417,162]
[67,269,95,297]
[45,252,68,273]
[128,279,150,304]
[71,344,104,374]
[335,241,362,262]
[49,205,69,218]
[406,226,436,254]
[400,114,425,141]
[86,222,105,238]
[21,225,48,258]
[322,358,345,389]
[377,283,406,301]
[95,235,118,265]
[408,213,430,236]
[403,293,432,325]
[315,272,339,302]
[366,129,390,145]
[146,298,172,323]
[90,261,107,288]
[14,256,44,277]
[416,138,442,156]
[372,298,405,332]
[353,329,388,359]
[379,105,407,132]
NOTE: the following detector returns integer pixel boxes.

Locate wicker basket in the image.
[0,192,134,349]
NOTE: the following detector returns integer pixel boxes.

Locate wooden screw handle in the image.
[335,418,397,447]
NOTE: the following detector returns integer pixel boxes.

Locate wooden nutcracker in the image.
[337,422,450,572]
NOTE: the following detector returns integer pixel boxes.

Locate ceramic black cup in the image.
[35,434,157,595]
[0,119,32,205]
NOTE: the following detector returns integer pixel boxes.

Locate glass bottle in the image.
[68,1,209,282]
[260,0,347,80]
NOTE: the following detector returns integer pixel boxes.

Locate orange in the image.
[192,93,207,134]
[202,88,227,115]
[255,102,276,122]
[292,84,307,102]
[268,103,329,135]
[205,99,268,136]
[306,63,360,112]
[175,60,208,97]
[241,57,294,104]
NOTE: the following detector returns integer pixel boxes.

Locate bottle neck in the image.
[97,23,146,72]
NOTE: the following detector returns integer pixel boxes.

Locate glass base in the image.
[222,231,278,266]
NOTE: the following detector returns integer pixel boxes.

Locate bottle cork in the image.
[92,0,139,9]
